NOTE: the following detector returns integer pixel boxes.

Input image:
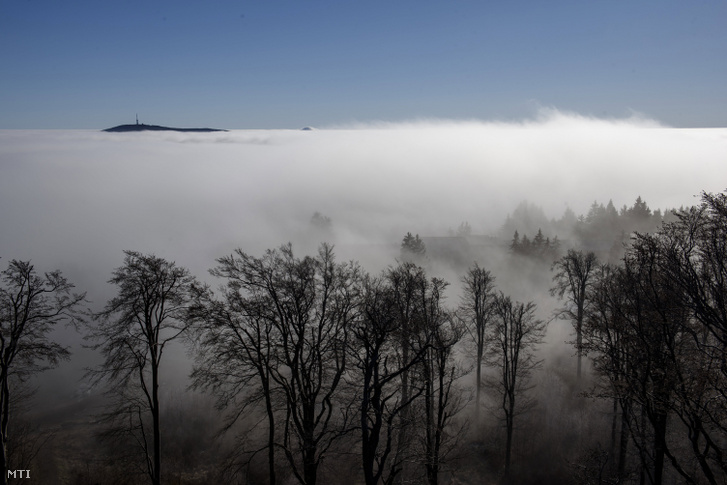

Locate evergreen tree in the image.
[533,229,545,250]
[510,231,520,253]
[401,232,426,262]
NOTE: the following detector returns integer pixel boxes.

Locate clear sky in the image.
[1,0,725,129]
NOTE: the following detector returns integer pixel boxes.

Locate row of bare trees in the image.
[182,242,548,485]
[15,192,725,484]
[0,242,551,485]
[551,191,727,484]
[188,246,476,485]
[459,264,546,480]
[190,245,360,485]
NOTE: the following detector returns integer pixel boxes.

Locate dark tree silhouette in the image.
[583,263,633,481]
[583,191,727,485]
[0,260,85,484]
[189,278,281,484]
[511,229,560,260]
[617,191,727,483]
[486,295,545,480]
[509,231,520,252]
[400,233,426,262]
[268,244,362,485]
[386,262,429,483]
[657,191,727,481]
[609,235,692,485]
[418,277,467,485]
[195,244,361,485]
[87,251,197,485]
[551,249,598,380]
[458,263,495,423]
[352,276,429,485]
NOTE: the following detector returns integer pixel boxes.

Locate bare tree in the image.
[606,235,694,485]
[352,276,429,485]
[0,260,85,484]
[618,201,727,484]
[486,295,546,480]
[657,192,727,481]
[377,265,467,485]
[188,282,281,485]
[586,226,725,485]
[418,278,468,485]
[583,263,633,481]
[87,251,197,485]
[196,244,361,485]
[551,249,598,380]
[458,263,495,422]
[269,244,362,485]
[386,262,429,483]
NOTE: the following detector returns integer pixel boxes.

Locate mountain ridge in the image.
[103,123,227,133]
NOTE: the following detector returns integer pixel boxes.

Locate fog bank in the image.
[1,112,725,305]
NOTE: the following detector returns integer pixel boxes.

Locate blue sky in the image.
[1,1,725,129]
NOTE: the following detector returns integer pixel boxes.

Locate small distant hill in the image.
[103,123,227,133]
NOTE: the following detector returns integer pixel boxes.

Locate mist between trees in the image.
[2,190,726,485]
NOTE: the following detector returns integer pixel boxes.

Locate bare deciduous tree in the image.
[87,251,197,485]
[0,260,85,484]
[584,199,727,485]
[458,263,495,422]
[583,263,633,481]
[352,276,429,485]
[189,282,281,485]
[194,244,362,485]
[486,295,545,480]
[268,244,362,485]
[418,277,468,485]
[551,249,598,380]
[386,262,429,483]
[657,192,727,481]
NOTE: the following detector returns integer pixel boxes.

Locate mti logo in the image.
[7,470,30,479]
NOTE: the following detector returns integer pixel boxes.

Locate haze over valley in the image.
[1,111,727,483]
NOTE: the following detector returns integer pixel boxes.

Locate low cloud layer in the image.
[2,111,725,400]
[1,111,725,304]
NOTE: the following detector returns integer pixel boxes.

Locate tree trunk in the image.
[504,425,513,481]
[361,360,377,485]
[394,328,410,485]
[1,373,9,485]
[639,406,647,485]
[475,344,482,424]
[617,399,629,481]
[576,302,584,381]
[303,455,318,485]
[152,360,161,485]
[653,412,667,485]
[610,397,618,458]
[301,398,318,485]
[426,464,438,485]
[265,383,276,485]
[576,334,582,380]
[504,411,514,480]
[424,359,435,485]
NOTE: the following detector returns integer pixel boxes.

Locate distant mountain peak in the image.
[103,122,227,133]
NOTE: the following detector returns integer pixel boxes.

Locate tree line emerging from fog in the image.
[0,191,726,485]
